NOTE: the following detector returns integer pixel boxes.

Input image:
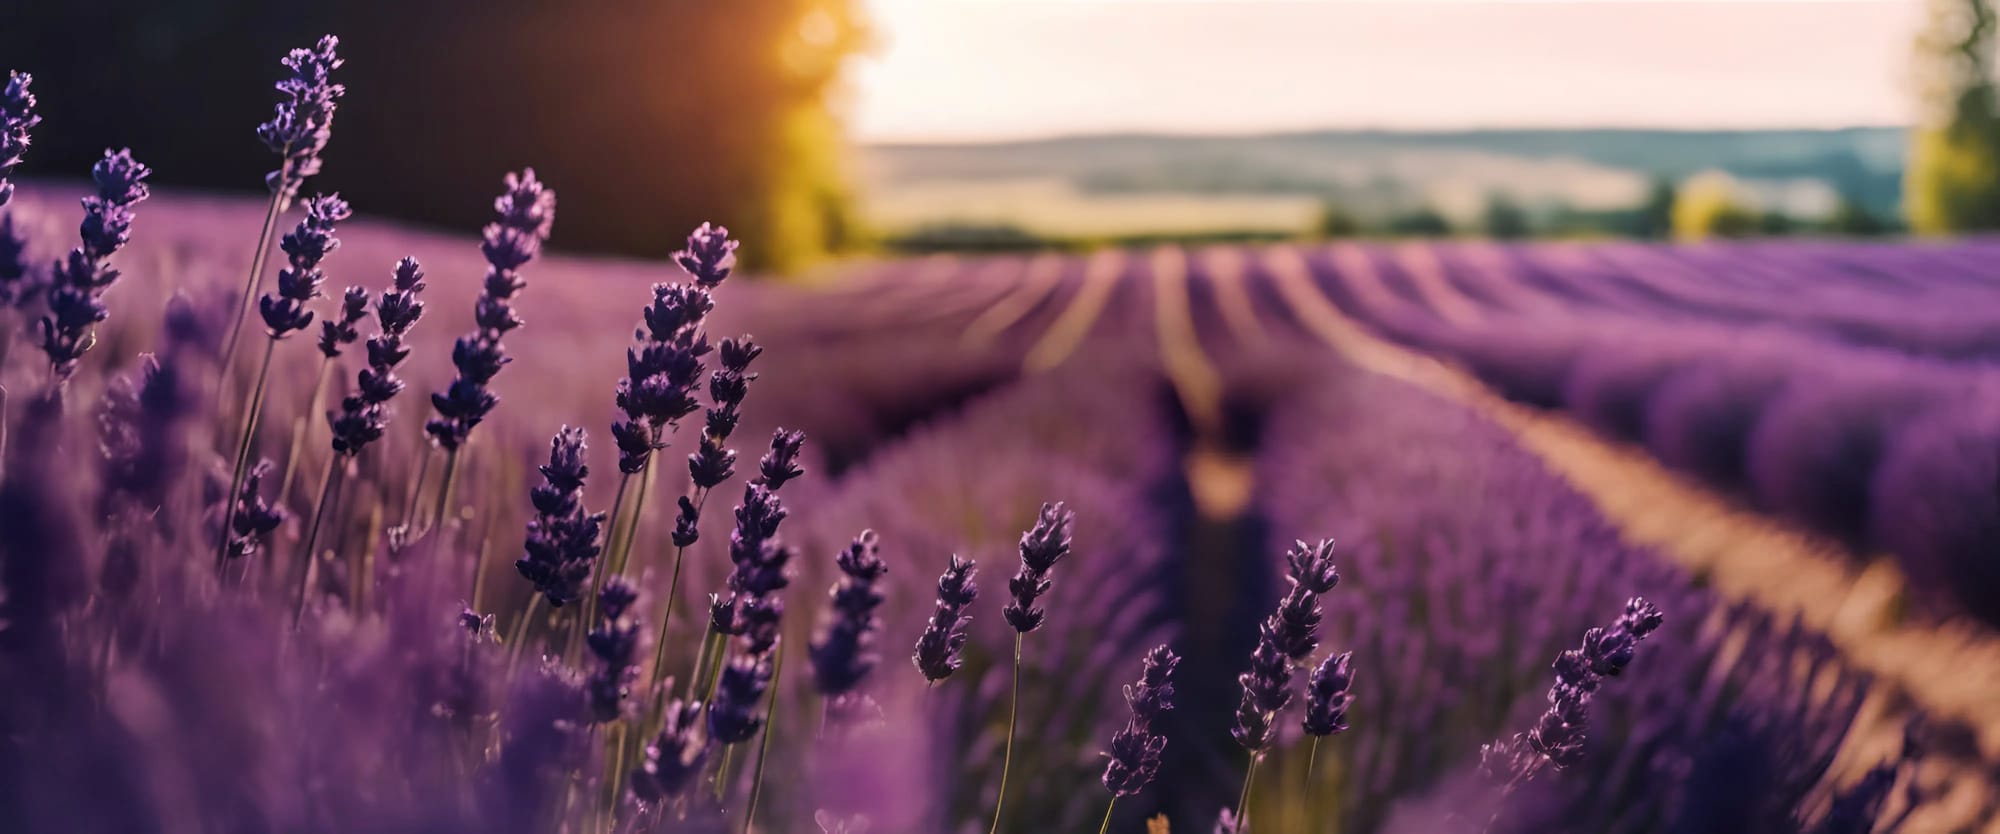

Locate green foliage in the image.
[1316,201,1363,238]
[0,0,869,273]
[1828,198,1891,236]
[1481,193,1532,239]
[1906,0,2000,234]
[1671,171,1761,241]
[1635,178,1678,239]
[1386,207,1452,237]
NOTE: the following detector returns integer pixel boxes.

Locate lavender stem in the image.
[216,339,279,572]
[1234,753,1263,831]
[742,640,785,834]
[988,631,1024,834]
[292,455,342,624]
[276,355,335,502]
[218,192,285,382]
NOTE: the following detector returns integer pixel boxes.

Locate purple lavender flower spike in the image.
[257,35,344,201]
[585,577,642,722]
[1301,651,1354,737]
[810,530,889,698]
[316,285,369,358]
[515,426,606,607]
[914,554,978,682]
[258,193,350,338]
[708,653,773,744]
[224,458,285,560]
[1003,501,1073,633]
[675,221,739,287]
[426,170,553,451]
[1285,539,1339,594]
[757,427,806,489]
[704,336,761,441]
[1268,583,1323,662]
[0,70,39,208]
[1101,645,1179,798]
[1486,597,1665,784]
[329,260,426,457]
[632,699,710,803]
[38,149,151,380]
[1231,620,1293,752]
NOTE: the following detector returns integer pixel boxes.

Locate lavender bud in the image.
[1100,645,1179,798]
[688,434,735,489]
[39,149,151,380]
[708,654,772,744]
[1267,583,1322,661]
[257,36,343,200]
[515,426,605,608]
[1231,621,1293,752]
[633,700,710,802]
[585,576,642,723]
[316,285,369,357]
[224,459,286,560]
[0,70,40,208]
[674,222,738,287]
[810,530,889,697]
[1003,501,1073,634]
[913,555,977,682]
[756,428,806,490]
[1302,651,1354,737]
[258,193,350,338]
[1284,539,1339,594]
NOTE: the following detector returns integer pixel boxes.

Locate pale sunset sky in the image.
[849,0,1926,142]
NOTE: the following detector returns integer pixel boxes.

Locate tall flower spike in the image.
[0,70,39,208]
[810,530,889,698]
[1003,501,1073,633]
[632,699,710,803]
[1487,597,1665,782]
[585,577,642,722]
[757,428,806,489]
[317,285,369,358]
[1231,620,1293,752]
[514,426,606,607]
[39,149,152,380]
[708,654,773,744]
[426,170,554,451]
[257,35,344,201]
[258,193,350,338]
[224,459,286,560]
[1302,651,1354,737]
[329,260,426,457]
[1101,645,1179,798]
[914,555,979,682]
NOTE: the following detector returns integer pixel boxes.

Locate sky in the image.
[848,0,1925,142]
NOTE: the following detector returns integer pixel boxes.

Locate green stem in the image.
[609,456,656,578]
[293,456,344,625]
[504,595,545,682]
[987,632,1024,834]
[647,484,710,693]
[397,445,434,538]
[1234,751,1262,831]
[219,191,286,379]
[579,470,635,653]
[1097,798,1118,834]
[702,634,729,705]
[216,339,279,573]
[742,641,784,834]
[712,745,735,803]
[429,447,462,574]
[278,356,334,503]
[1307,737,1322,782]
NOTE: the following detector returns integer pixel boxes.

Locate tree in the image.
[1481,193,1531,239]
[1671,171,1761,241]
[0,0,869,272]
[1906,0,2000,234]
[1633,177,1677,239]
[1387,207,1452,238]
[1828,198,1890,236]
[1316,200,1363,238]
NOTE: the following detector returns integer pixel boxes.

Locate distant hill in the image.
[857,128,1908,239]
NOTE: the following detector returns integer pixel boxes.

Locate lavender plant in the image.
[1098,645,1179,833]
[220,36,344,371]
[913,554,978,683]
[217,193,347,571]
[991,500,1074,834]
[37,148,152,384]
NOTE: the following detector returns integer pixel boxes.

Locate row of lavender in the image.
[1268,241,2000,626]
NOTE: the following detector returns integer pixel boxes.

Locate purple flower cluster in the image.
[223,458,285,561]
[426,169,553,451]
[1301,651,1354,738]
[913,554,978,682]
[1003,501,1073,633]
[257,193,349,338]
[317,285,369,358]
[633,699,711,802]
[810,530,889,697]
[1483,597,1665,780]
[0,70,38,208]
[610,224,736,474]
[37,149,151,380]
[1101,644,1179,797]
[328,258,427,456]
[256,35,344,201]
[585,577,642,722]
[514,426,606,607]
[677,336,764,547]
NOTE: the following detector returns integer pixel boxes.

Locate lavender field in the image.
[4,40,2000,834]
